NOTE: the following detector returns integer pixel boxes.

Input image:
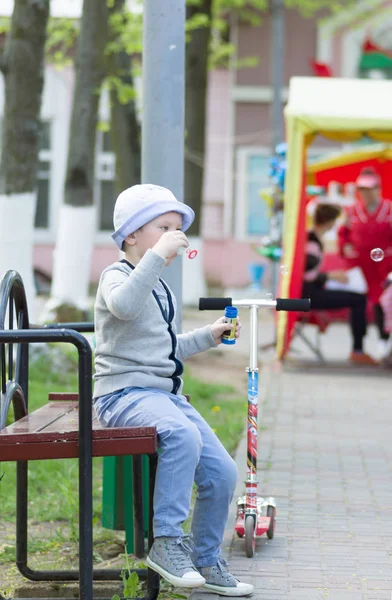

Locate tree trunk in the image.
[185,0,212,237]
[109,51,141,194]
[183,1,212,304]
[50,0,109,309]
[0,0,50,317]
[106,0,141,194]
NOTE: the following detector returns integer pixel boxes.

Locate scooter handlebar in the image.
[276,298,310,312]
[199,296,311,312]
[199,297,232,311]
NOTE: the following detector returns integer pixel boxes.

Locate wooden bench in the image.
[0,270,160,600]
[0,392,157,462]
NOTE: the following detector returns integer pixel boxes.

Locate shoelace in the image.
[215,558,237,583]
[169,534,196,570]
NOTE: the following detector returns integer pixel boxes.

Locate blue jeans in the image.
[94,387,238,567]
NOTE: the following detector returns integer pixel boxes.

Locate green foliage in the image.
[45,18,79,67]
[106,75,137,105]
[186,12,211,33]
[111,553,187,600]
[285,0,357,18]
[120,556,141,598]
[0,17,9,36]
[106,2,142,57]
[216,0,268,13]
[0,0,358,89]
[208,0,357,68]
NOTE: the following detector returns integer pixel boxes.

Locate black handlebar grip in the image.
[276,298,311,312]
[199,297,233,311]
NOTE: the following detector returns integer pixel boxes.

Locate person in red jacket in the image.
[338,167,392,355]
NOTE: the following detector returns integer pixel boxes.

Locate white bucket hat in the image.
[112,184,195,249]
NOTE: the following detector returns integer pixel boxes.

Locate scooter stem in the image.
[249,305,259,371]
[246,304,259,514]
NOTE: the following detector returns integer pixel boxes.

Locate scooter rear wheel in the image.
[267,505,276,539]
[245,515,256,557]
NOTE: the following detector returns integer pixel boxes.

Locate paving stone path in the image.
[192,357,392,600]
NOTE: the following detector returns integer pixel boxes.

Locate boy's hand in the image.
[211,316,242,344]
[153,231,188,261]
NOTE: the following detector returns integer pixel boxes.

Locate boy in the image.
[94,184,254,596]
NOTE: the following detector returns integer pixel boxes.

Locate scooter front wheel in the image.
[245,515,256,557]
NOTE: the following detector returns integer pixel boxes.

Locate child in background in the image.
[93,184,254,597]
[303,203,377,365]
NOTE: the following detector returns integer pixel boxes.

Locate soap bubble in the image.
[370,248,384,262]
[169,44,176,51]
[265,292,274,300]
[280,265,288,275]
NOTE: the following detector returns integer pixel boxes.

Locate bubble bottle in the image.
[222,306,238,345]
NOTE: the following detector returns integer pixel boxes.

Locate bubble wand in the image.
[177,247,198,259]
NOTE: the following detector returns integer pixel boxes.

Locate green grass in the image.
[0,344,103,523]
[0,345,102,521]
[183,370,246,456]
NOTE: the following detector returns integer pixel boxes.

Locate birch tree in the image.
[183,0,213,303]
[106,0,141,194]
[49,0,109,310]
[0,0,50,316]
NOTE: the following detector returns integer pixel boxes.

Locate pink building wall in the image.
[236,9,318,87]
[202,9,320,289]
[201,69,230,241]
[34,244,118,287]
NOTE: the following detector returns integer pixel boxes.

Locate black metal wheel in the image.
[0,270,29,430]
[245,515,256,558]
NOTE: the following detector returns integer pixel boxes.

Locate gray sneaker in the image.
[146,535,205,589]
[199,558,254,596]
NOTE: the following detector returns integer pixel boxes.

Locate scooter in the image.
[199,295,310,557]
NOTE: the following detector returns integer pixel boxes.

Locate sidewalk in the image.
[187,314,392,600]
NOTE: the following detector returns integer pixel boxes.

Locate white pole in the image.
[142,0,186,328]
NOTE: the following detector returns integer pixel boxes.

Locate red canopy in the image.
[279,146,392,357]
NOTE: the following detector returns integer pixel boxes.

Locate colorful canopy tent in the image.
[276,76,392,359]
[307,145,392,198]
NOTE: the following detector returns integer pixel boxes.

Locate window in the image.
[235,148,275,240]
[95,129,116,231]
[236,146,340,240]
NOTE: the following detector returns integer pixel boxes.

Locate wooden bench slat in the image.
[0,436,158,461]
[41,407,96,433]
[0,426,157,443]
[48,392,80,401]
[0,402,79,435]
[0,400,158,462]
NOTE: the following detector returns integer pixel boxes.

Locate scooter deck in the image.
[235,513,271,537]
